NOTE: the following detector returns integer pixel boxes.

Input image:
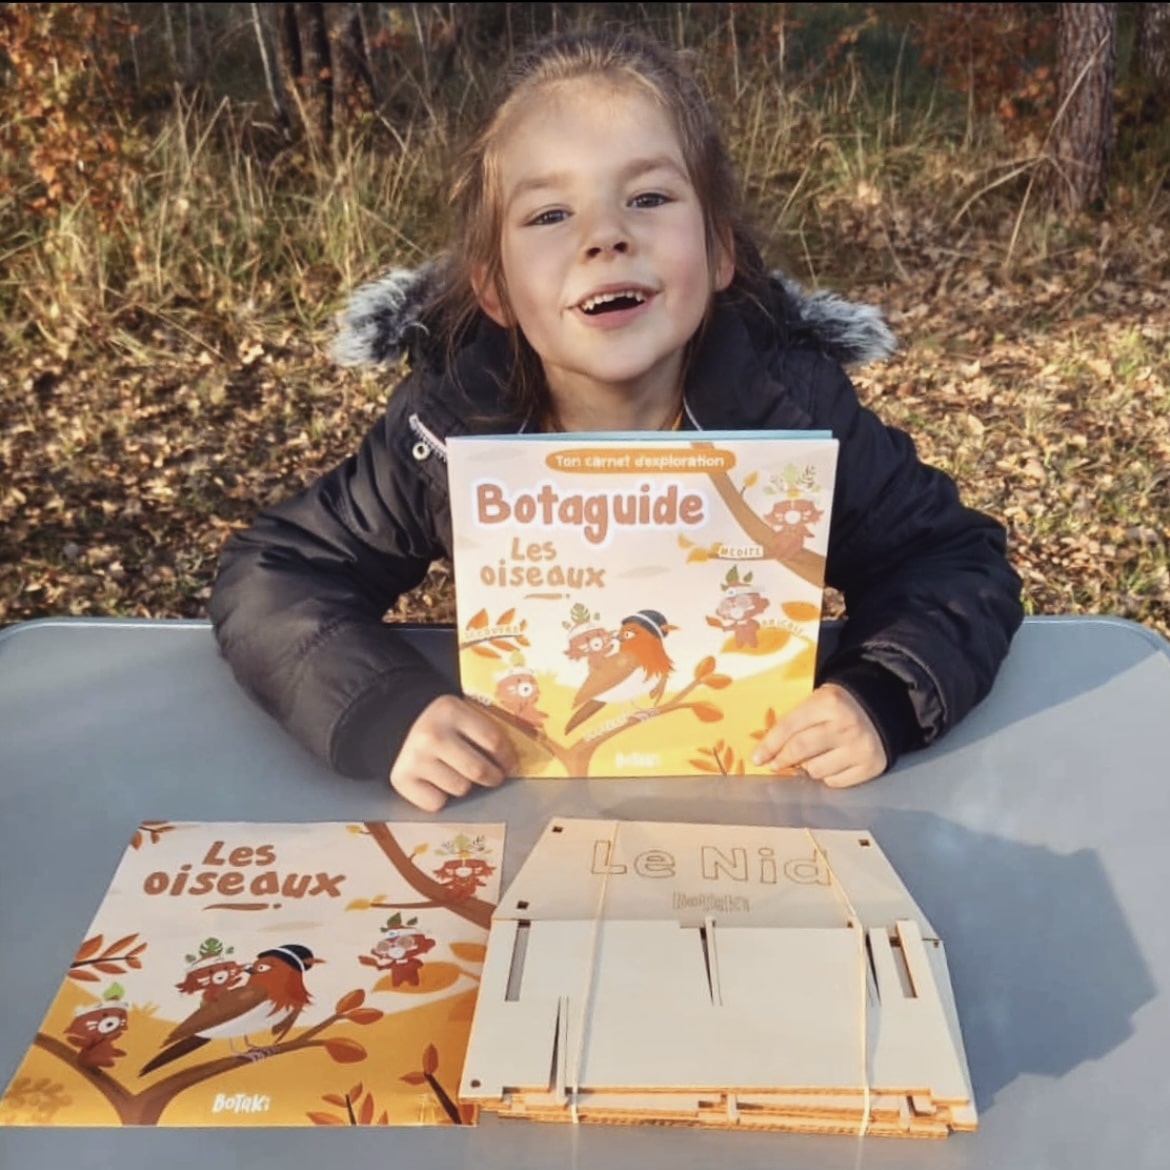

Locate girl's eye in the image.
[630,192,671,209]
[526,208,567,227]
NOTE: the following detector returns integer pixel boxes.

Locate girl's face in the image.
[478,77,732,421]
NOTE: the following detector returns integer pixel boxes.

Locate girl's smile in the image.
[476,77,732,430]
[574,283,656,329]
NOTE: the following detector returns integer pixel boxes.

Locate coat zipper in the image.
[408,412,448,463]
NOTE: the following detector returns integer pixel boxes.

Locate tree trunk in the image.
[333,1,377,114]
[277,2,334,147]
[1134,2,1170,84]
[296,1,333,147]
[251,2,291,136]
[1049,3,1117,213]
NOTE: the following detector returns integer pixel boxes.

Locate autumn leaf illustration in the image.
[691,702,723,723]
[130,821,176,850]
[346,1008,382,1025]
[336,989,366,1014]
[782,600,821,623]
[322,1038,367,1063]
[309,1082,390,1126]
[74,936,104,963]
[449,941,488,963]
[69,932,146,981]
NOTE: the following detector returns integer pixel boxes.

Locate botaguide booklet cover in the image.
[0,820,504,1127]
[447,431,839,778]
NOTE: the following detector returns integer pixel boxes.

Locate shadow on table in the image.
[820,618,1170,773]
[605,793,1155,1111]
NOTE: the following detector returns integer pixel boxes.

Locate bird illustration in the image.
[564,609,676,734]
[139,944,320,1076]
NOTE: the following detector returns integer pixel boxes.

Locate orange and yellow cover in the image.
[0,820,504,1127]
[447,431,838,777]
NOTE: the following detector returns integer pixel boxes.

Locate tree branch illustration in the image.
[401,1043,464,1125]
[477,658,733,778]
[32,993,381,1125]
[32,1033,135,1113]
[361,823,495,931]
[691,441,827,586]
[68,933,147,982]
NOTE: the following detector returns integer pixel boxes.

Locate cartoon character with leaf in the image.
[562,602,615,668]
[362,913,436,987]
[65,983,130,1069]
[763,464,825,544]
[707,565,770,648]
[432,833,497,900]
[175,936,245,1003]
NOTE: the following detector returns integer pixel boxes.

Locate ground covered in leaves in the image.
[2,208,1168,642]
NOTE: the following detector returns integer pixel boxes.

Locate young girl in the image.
[209,29,1023,812]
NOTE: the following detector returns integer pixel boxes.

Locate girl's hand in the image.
[751,683,887,788]
[390,695,517,811]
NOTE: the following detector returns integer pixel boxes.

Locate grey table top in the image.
[1,614,1168,1169]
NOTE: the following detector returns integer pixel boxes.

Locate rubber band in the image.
[570,817,621,1123]
[805,829,872,1139]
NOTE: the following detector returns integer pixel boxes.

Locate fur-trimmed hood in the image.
[330,261,896,369]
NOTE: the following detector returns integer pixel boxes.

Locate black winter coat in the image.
[209,277,1023,779]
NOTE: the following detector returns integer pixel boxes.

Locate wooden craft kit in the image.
[459,818,977,1138]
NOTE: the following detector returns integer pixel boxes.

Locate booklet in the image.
[447,431,839,777]
[0,820,504,1127]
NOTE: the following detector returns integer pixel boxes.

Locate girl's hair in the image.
[431,27,768,419]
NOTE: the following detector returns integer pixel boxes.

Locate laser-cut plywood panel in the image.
[460,818,976,1138]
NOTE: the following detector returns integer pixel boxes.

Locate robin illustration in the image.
[139,944,320,1075]
[564,609,676,733]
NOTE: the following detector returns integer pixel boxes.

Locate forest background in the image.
[1,2,1168,640]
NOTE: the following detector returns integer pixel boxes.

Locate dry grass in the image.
[1,54,1168,641]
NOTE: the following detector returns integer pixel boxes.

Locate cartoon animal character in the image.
[764,497,824,543]
[66,1001,129,1069]
[493,663,548,728]
[175,937,245,1003]
[564,609,616,668]
[433,856,497,900]
[362,915,436,987]
[710,580,770,648]
[139,944,320,1075]
[565,609,676,733]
